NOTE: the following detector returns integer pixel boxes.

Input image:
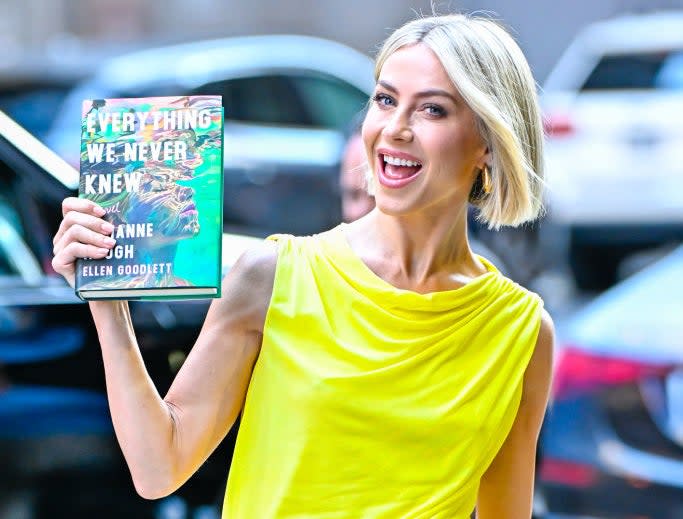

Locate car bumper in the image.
[540,395,683,518]
[542,473,683,518]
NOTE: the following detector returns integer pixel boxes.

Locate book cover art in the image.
[75,95,223,300]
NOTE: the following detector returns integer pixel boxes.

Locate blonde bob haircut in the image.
[372,13,545,229]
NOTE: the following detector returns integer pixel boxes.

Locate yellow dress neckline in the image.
[330,223,499,300]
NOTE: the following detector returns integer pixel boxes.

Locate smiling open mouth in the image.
[378,153,422,188]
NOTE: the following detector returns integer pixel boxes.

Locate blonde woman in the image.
[52,12,553,519]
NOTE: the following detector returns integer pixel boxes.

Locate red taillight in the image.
[539,457,598,488]
[552,347,673,399]
[543,113,574,137]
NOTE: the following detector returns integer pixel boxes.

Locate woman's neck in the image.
[344,208,488,292]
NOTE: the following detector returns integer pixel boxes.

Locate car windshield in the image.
[581,50,683,90]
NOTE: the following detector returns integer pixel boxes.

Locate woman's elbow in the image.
[131,471,180,500]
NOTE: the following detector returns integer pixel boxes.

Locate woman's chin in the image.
[373,194,417,216]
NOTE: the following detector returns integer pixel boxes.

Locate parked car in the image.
[539,244,683,518]
[45,34,375,237]
[541,11,683,290]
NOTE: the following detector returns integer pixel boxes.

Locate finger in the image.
[53,210,114,247]
[62,197,106,218]
[52,242,111,275]
[54,223,116,257]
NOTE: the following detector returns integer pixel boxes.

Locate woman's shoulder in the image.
[265,225,345,254]
[521,307,554,412]
[239,226,343,279]
[226,238,279,298]
[209,238,280,334]
[478,255,544,307]
[537,308,555,349]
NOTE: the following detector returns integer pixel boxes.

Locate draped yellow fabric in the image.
[223,226,543,518]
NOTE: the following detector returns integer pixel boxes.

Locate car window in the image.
[192,75,311,126]
[581,51,683,90]
[191,73,368,129]
[288,74,369,129]
[0,87,72,141]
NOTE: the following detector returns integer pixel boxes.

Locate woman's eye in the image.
[424,104,446,117]
[373,93,394,107]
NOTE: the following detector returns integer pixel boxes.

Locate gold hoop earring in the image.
[468,165,493,203]
[482,165,492,195]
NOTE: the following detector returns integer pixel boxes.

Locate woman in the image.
[52,13,553,519]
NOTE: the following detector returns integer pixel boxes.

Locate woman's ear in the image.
[477,147,492,171]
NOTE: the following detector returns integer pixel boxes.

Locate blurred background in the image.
[2,0,683,518]
[5,0,681,86]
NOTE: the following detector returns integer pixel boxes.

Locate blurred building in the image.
[4,0,683,83]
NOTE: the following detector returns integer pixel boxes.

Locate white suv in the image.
[541,11,683,290]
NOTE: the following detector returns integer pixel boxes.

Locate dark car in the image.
[0,110,262,518]
[539,244,683,518]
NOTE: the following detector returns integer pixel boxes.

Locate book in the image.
[75,95,224,300]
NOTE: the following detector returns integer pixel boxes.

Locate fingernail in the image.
[93,205,106,216]
[97,248,109,255]
[102,222,114,233]
[103,237,116,246]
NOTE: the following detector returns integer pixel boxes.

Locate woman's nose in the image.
[382,110,413,141]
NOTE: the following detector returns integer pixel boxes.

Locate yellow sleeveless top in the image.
[222,226,543,518]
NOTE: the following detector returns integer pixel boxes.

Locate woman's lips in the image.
[377,156,422,189]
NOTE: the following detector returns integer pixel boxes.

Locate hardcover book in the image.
[75,95,224,300]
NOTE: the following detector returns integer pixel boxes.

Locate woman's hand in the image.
[52,197,116,287]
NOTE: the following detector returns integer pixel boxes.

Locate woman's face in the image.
[362,43,488,218]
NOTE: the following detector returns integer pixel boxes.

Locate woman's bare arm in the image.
[52,197,277,499]
[476,309,554,519]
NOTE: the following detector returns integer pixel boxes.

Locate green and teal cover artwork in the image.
[76,95,224,300]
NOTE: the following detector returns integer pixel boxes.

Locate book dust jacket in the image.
[76,95,223,300]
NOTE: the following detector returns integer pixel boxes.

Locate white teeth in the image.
[383,154,421,167]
